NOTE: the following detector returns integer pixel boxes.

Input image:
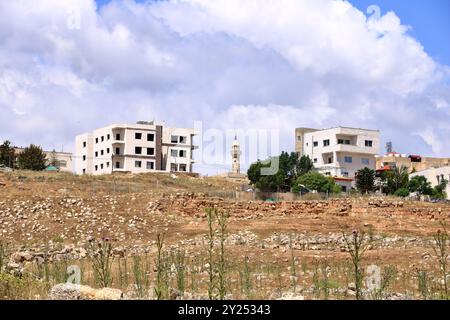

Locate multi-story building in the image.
[376,152,450,173]
[295,126,380,190]
[75,121,197,175]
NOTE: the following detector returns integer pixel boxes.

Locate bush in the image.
[394,188,410,198]
[294,172,339,193]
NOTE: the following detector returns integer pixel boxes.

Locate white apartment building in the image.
[295,127,380,190]
[75,121,197,175]
[410,166,450,200]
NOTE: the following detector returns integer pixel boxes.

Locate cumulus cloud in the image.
[0,0,449,174]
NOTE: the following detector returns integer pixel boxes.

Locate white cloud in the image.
[0,0,449,174]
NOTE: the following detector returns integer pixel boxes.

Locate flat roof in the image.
[295,126,379,132]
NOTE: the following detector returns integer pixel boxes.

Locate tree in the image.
[0,140,16,168]
[355,167,375,194]
[409,176,433,198]
[382,166,409,194]
[16,144,47,171]
[294,172,340,193]
[296,155,314,177]
[432,179,448,199]
[247,151,304,192]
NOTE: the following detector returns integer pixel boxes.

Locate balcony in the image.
[335,144,377,155]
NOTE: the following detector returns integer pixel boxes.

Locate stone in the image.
[50,283,123,300]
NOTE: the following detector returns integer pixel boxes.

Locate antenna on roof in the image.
[386,141,392,154]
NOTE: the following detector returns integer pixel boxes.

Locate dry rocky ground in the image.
[0,171,449,300]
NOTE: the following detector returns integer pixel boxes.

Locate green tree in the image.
[382,166,409,194]
[409,176,433,198]
[16,144,47,171]
[355,167,375,194]
[296,155,314,177]
[0,140,16,168]
[247,151,302,192]
[294,172,339,193]
[432,179,448,199]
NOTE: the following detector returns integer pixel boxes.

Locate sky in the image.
[1,0,450,174]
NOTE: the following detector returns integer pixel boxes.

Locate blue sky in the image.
[1,0,450,174]
[351,0,450,65]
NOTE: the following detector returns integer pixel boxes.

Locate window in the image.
[135,161,142,168]
[171,135,178,143]
[101,136,104,142]
[83,141,86,148]
[95,165,98,171]
[313,141,318,147]
[135,133,142,140]
[344,156,353,163]
[146,161,154,170]
[338,139,351,145]
[147,148,155,156]
[115,162,120,169]
[179,136,187,144]
[171,149,178,157]
[107,134,110,140]
[83,155,86,161]
[95,138,98,144]
[100,163,104,169]
[362,158,370,165]
[115,133,121,140]
[147,133,154,142]
[179,164,187,172]
[342,172,349,177]
[115,147,120,155]
[135,147,142,155]
[101,150,104,156]
[82,169,86,174]
[106,148,110,154]
[170,163,178,172]
[95,151,98,157]
[179,150,186,158]
[297,136,302,141]
[106,162,110,168]
[325,172,331,176]
[328,157,333,164]
[313,158,317,163]
[323,139,330,147]
[365,140,373,147]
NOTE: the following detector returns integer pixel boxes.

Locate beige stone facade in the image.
[376,153,450,173]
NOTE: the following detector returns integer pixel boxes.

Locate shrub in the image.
[295,172,339,193]
[394,188,410,198]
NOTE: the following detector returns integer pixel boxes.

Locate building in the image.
[231,135,241,175]
[15,147,73,172]
[295,126,380,190]
[376,152,450,173]
[410,166,450,200]
[75,121,197,175]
